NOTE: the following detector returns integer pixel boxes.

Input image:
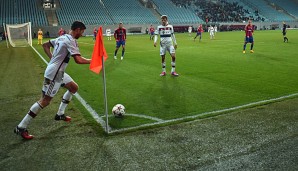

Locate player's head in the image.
[161,15,168,26]
[119,22,123,29]
[248,20,252,25]
[71,21,86,39]
[39,28,41,31]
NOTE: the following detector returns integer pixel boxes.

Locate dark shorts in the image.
[116,40,125,48]
[196,32,202,36]
[150,31,154,35]
[245,36,254,43]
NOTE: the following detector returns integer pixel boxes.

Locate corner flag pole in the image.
[102,54,109,133]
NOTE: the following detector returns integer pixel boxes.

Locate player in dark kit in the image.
[243,20,254,54]
[114,22,126,60]
[282,22,288,43]
[194,24,203,42]
[149,25,155,40]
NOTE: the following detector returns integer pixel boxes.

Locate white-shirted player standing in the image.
[14,21,91,140]
[188,26,192,36]
[154,15,179,76]
[208,25,215,39]
[106,28,112,40]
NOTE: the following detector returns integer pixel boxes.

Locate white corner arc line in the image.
[116,114,163,122]
[30,46,111,131]
[109,92,298,134]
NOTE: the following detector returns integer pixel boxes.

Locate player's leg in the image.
[14,78,61,140]
[121,42,125,60]
[243,37,248,53]
[250,38,254,53]
[160,45,166,76]
[199,33,202,42]
[114,42,120,59]
[169,46,178,76]
[194,33,198,41]
[55,73,77,121]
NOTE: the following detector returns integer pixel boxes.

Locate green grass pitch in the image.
[32,30,298,131]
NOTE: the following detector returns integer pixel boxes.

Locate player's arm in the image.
[171,26,177,49]
[124,29,127,40]
[72,55,91,64]
[42,41,53,59]
[114,30,117,40]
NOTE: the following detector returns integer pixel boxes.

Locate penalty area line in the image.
[109,92,298,134]
[30,46,111,131]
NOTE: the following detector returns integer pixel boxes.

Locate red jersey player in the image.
[149,25,155,40]
[243,20,254,53]
[194,24,203,42]
[114,22,126,60]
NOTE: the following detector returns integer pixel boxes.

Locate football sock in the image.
[171,61,176,73]
[243,43,247,50]
[18,102,43,128]
[57,91,72,116]
[114,49,118,56]
[122,49,125,57]
[250,44,254,50]
[162,62,166,72]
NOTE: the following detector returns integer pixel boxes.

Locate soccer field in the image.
[32,30,298,132]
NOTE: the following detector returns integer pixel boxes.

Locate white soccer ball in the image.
[112,104,125,117]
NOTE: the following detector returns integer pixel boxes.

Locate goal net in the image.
[4,22,32,47]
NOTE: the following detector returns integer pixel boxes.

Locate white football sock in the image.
[57,91,73,116]
[162,62,166,72]
[171,61,176,73]
[18,102,43,128]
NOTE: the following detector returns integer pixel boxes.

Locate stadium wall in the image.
[1,22,298,38]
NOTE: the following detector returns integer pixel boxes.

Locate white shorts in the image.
[42,72,73,97]
[106,33,111,36]
[160,44,175,56]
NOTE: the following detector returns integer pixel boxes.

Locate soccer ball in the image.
[112,104,125,117]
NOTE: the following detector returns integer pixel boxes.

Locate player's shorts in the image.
[196,32,202,36]
[282,31,286,36]
[160,44,175,56]
[209,32,214,36]
[116,40,125,48]
[42,71,64,97]
[42,72,74,97]
[106,33,111,36]
[62,73,74,86]
[150,31,154,35]
[38,36,42,40]
[245,36,254,43]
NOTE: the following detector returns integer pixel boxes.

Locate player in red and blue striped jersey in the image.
[114,22,126,60]
[194,24,203,42]
[243,20,254,54]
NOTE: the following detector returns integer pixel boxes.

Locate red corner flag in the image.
[90,27,108,74]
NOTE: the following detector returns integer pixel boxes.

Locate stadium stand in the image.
[0,0,48,26]
[56,0,113,26]
[151,0,203,24]
[240,0,294,22]
[267,0,298,20]
[101,0,158,24]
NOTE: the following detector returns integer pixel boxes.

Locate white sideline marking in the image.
[109,93,298,134]
[31,46,111,131]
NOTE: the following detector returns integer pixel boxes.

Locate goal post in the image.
[4,22,32,47]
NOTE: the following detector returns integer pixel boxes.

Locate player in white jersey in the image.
[214,25,217,36]
[14,21,91,140]
[154,15,179,76]
[106,28,112,40]
[208,25,215,39]
[188,26,192,36]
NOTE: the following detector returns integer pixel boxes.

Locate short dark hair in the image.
[71,21,86,31]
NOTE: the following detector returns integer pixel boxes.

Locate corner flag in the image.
[90,27,108,74]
